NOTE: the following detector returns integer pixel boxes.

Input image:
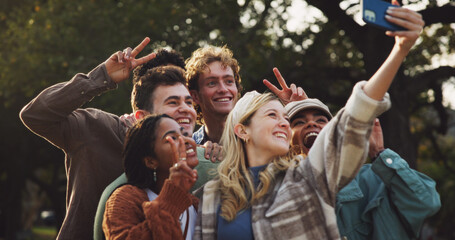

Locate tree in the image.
[1,0,453,238]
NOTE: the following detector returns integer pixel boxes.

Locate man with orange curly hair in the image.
[186,46,242,147]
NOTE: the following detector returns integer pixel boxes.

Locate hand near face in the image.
[368,118,385,159]
[201,141,223,162]
[105,37,156,83]
[263,67,308,105]
[168,136,198,192]
[385,1,424,52]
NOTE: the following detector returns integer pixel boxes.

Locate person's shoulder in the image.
[108,185,147,205]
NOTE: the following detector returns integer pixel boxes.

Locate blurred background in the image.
[1,0,454,239]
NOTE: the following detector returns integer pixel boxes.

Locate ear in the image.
[143,156,159,169]
[135,110,149,120]
[234,123,249,141]
[190,90,201,105]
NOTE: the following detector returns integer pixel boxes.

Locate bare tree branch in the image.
[306,0,366,51]
[420,3,455,25]
[408,66,455,96]
[430,81,449,134]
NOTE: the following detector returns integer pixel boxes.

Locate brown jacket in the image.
[20,64,126,239]
[103,180,199,240]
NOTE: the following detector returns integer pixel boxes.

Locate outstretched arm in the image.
[363,1,424,100]
[20,38,155,148]
[306,5,424,197]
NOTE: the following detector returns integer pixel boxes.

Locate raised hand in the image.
[385,0,425,52]
[368,118,385,159]
[167,136,198,192]
[263,67,308,105]
[105,37,156,83]
[201,141,223,163]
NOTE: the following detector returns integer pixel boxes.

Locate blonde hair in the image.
[185,45,242,124]
[218,92,293,221]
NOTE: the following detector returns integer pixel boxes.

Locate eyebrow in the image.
[164,95,192,102]
[162,130,177,140]
[204,74,234,81]
[265,108,287,117]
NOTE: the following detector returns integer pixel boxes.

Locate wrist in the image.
[372,148,385,160]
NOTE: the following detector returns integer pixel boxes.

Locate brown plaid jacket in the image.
[194,81,391,240]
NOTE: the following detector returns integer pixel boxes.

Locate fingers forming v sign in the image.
[167,136,197,191]
[106,37,156,83]
[263,67,308,105]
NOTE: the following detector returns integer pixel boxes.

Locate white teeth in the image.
[186,148,194,154]
[216,98,230,102]
[178,118,190,123]
[304,132,318,142]
[274,132,287,139]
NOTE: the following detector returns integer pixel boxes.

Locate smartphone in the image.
[361,0,406,31]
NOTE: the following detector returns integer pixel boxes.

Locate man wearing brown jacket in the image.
[20,38,197,239]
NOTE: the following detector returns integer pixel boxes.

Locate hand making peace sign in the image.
[105,37,156,83]
[263,67,308,105]
[167,136,198,192]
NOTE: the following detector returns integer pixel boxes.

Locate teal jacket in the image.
[336,149,441,240]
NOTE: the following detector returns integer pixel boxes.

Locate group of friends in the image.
[20,5,441,240]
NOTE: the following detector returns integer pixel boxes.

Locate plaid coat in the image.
[194,81,391,240]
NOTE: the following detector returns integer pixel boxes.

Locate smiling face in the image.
[244,100,291,160]
[153,118,198,177]
[151,84,197,136]
[191,61,238,119]
[290,109,329,154]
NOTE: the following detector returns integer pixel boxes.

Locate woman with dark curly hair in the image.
[103,114,199,240]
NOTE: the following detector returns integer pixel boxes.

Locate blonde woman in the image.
[194,5,422,239]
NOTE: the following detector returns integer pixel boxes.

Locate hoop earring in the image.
[153,168,157,182]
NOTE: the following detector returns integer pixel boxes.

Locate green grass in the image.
[32,226,57,240]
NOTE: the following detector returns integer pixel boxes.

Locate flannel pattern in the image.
[194,81,391,240]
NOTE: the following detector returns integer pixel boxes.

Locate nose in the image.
[217,82,228,93]
[304,120,318,129]
[178,102,193,113]
[279,116,290,129]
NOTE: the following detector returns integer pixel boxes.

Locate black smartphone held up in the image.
[361,0,406,31]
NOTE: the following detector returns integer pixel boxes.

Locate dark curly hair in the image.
[132,49,185,84]
[130,65,186,112]
[123,114,172,189]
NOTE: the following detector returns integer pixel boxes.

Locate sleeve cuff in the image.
[82,63,118,97]
[371,148,408,183]
[345,81,391,123]
[143,180,192,218]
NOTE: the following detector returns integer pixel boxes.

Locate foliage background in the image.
[1,0,454,239]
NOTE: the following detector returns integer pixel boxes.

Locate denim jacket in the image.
[336,149,441,240]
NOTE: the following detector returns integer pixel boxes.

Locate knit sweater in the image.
[103,179,198,240]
